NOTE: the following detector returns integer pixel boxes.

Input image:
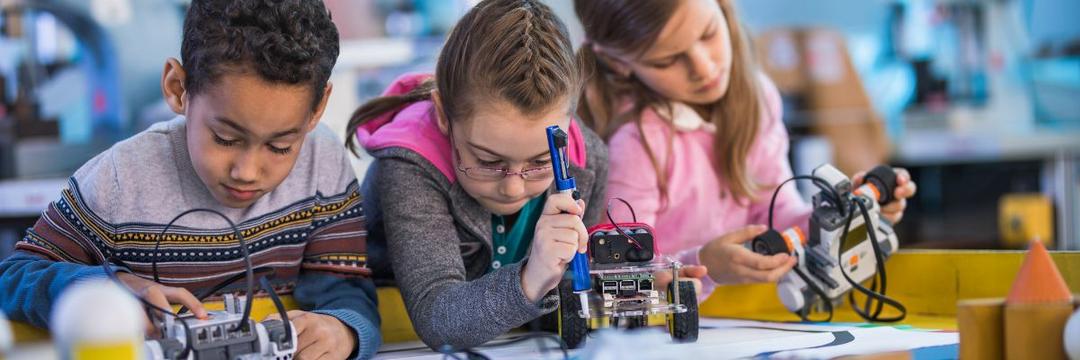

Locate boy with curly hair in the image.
[0,0,380,358]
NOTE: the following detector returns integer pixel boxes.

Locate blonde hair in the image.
[575,0,764,202]
[346,0,582,152]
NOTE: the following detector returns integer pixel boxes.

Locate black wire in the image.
[439,345,466,360]
[177,267,276,314]
[767,175,845,229]
[765,173,905,323]
[854,199,903,321]
[260,276,294,350]
[464,350,491,360]
[532,332,559,359]
[834,199,906,322]
[791,267,834,322]
[480,332,569,357]
[440,332,569,360]
[152,208,255,332]
[438,346,490,360]
[92,207,288,359]
[96,255,194,359]
[763,174,842,323]
[607,197,637,223]
[606,197,643,250]
[850,276,885,320]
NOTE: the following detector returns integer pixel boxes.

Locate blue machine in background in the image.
[0,0,184,178]
[1024,0,1080,129]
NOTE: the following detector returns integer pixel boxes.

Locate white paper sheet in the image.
[374,319,958,360]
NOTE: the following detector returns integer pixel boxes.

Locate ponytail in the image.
[344,79,436,154]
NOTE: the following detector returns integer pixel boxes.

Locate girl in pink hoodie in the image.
[345,0,609,351]
[574,0,918,298]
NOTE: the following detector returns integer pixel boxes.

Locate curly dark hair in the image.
[181,0,339,108]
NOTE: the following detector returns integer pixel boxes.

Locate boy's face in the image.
[162,59,328,208]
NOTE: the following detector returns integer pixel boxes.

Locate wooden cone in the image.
[1003,241,1074,359]
[1006,241,1071,304]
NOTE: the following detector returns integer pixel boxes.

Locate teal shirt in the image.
[489,195,546,272]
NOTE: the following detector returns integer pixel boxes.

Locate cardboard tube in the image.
[1005,301,1074,360]
[958,298,1005,360]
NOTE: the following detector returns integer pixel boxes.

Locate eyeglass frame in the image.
[448,125,554,182]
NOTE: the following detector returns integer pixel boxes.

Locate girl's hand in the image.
[264,310,356,360]
[699,225,797,285]
[653,265,708,297]
[520,193,587,302]
[853,167,918,224]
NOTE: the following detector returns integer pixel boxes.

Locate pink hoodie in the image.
[354,73,587,179]
[605,74,811,297]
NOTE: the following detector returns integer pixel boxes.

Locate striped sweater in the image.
[0,117,381,359]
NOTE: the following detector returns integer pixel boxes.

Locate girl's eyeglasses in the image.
[453,148,554,181]
[446,121,555,181]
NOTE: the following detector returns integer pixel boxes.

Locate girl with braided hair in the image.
[344,0,607,350]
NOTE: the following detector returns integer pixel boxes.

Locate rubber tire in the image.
[557,281,589,349]
[620,315,646,329]
[533,308,559,333]
[668,280,699,343]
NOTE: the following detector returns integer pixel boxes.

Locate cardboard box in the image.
[756,28,891,175]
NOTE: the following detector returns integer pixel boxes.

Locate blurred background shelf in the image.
[0,177,64,217]
[0,0,1078,257]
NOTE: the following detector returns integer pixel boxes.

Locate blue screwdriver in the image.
[545,125,592,318]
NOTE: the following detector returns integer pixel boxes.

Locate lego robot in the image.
[546,125,698,349]
[556,220,699,349]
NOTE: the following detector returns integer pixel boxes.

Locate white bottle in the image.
[51,279,144,360]
[1066,307,1080,360]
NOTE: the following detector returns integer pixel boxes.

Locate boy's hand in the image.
[653,265,708,297]
[521,193,587,302]
[264,310,356,360]
[852,167,918,224]
[115,272,208,335]
[699,225,797,285]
